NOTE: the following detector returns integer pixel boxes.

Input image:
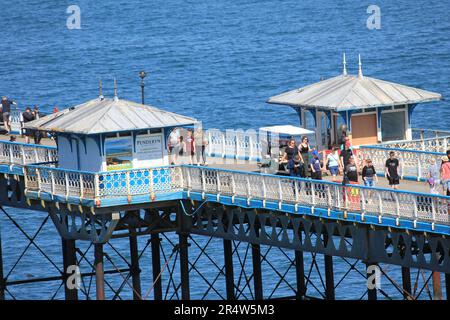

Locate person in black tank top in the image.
[299,137,311,177]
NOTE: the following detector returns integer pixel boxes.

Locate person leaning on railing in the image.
[1,96,17,134]
[22,107,35,144]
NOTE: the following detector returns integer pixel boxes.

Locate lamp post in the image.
[139,71,146,105]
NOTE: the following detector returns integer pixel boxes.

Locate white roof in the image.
[267,74,442,111]
[24,97,197,135]
[259,125,315,136]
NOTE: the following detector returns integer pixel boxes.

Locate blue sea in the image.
[0,0,449,300]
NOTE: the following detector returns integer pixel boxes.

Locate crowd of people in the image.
[279,133,450,196]
[167,127,208,166]
[428,150,450,196]
[0,95,58,144]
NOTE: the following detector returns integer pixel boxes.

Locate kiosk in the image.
[24,93,197,172]
[267,55,442,149]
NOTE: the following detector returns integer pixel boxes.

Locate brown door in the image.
[351,114,378,146]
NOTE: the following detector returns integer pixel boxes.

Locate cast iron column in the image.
[129,229,142,300]
[401,267,412,300]
[151,233,163,300]
[0,225,5,300]
[179,233,190,300]
[295,250,306,299]
[94,243,105,300]
[62,238,78,300]
[223,239,235,300]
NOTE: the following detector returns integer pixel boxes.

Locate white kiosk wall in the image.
[57,135,103,172]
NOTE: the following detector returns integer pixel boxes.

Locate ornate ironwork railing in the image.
[23,164,450,227]
[358,146,445,181]
[0,141,57,165]
[376,135,450,153]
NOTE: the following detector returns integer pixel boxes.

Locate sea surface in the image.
[0,0,449,300]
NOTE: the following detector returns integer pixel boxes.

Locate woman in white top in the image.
[326,146,342,182]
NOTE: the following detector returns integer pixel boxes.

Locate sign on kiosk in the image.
[134,133,165,167]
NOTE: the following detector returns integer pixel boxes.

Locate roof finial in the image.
[358,54,363,78]
[113,78,119,101]
[342,53,348,76]
[99,79,104,100]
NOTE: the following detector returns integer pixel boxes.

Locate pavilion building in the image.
[267,55,442,149]
[24,92,197,172]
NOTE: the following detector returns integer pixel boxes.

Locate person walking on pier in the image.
[340,140,353,168]
[22,107,35,144]
[194,127,208,166]
[1,96,17,134]
[300,137,311,177]
[385,151,400,190]
[362,159,377,187]
[344,156,359,184]
[310,150,322,180]
[427,158,441,195]
[326,146,341,182]
[186,130,196,165]
[168,127,180,165]
[441,156,450,196]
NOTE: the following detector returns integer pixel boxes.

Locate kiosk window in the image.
[381,111,406,141]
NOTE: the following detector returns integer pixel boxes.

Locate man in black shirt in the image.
[385,151,400,189]
[340,141,353,167]
[1,96,16,134]
[22,107,35,143]
[344,157,359,183]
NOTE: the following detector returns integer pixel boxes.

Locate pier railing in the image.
[412,128,450,140]
[23,164,450,227]
[358,146,445,181]
[0,141,58,165]
[375,135,450,153]
[206,129,262,161]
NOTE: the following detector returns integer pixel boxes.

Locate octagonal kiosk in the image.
[267,55,442,149]
[24,96,197,172]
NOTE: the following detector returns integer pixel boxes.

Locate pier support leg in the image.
[0,225,5,300]
[251,243,263,300]
[129,230,142,300]
[366,263,377,301]
[94,243,105,300]
[432,272,442,300]
[62,238,78,300]
[401,267,412,300]
[151,234,163,300]
[446,273,450,301]
[223,239,235,300]
[295,250,306,299]
[179,233,190,300]
[324,255,335,300]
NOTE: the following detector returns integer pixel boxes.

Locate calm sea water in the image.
[0,0,449,300]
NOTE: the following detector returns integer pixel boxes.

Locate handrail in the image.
[358,146,445,181]
[23,163,450,228]
[0,141,58,166]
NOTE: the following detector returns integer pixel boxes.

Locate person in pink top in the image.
[441,156,450,196]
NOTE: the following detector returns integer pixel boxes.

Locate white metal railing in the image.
[412,128,450,140]
[23,164,450,227]
[358,146,445,181]
[377,135,450,153]
[206,129,262,161]
[0,141,57,165]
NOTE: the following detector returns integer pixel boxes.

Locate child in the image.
[362,159,378,187]
[287,154,303,177]
[310,150,322,180]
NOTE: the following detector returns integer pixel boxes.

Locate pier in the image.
[0,67,449,301]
